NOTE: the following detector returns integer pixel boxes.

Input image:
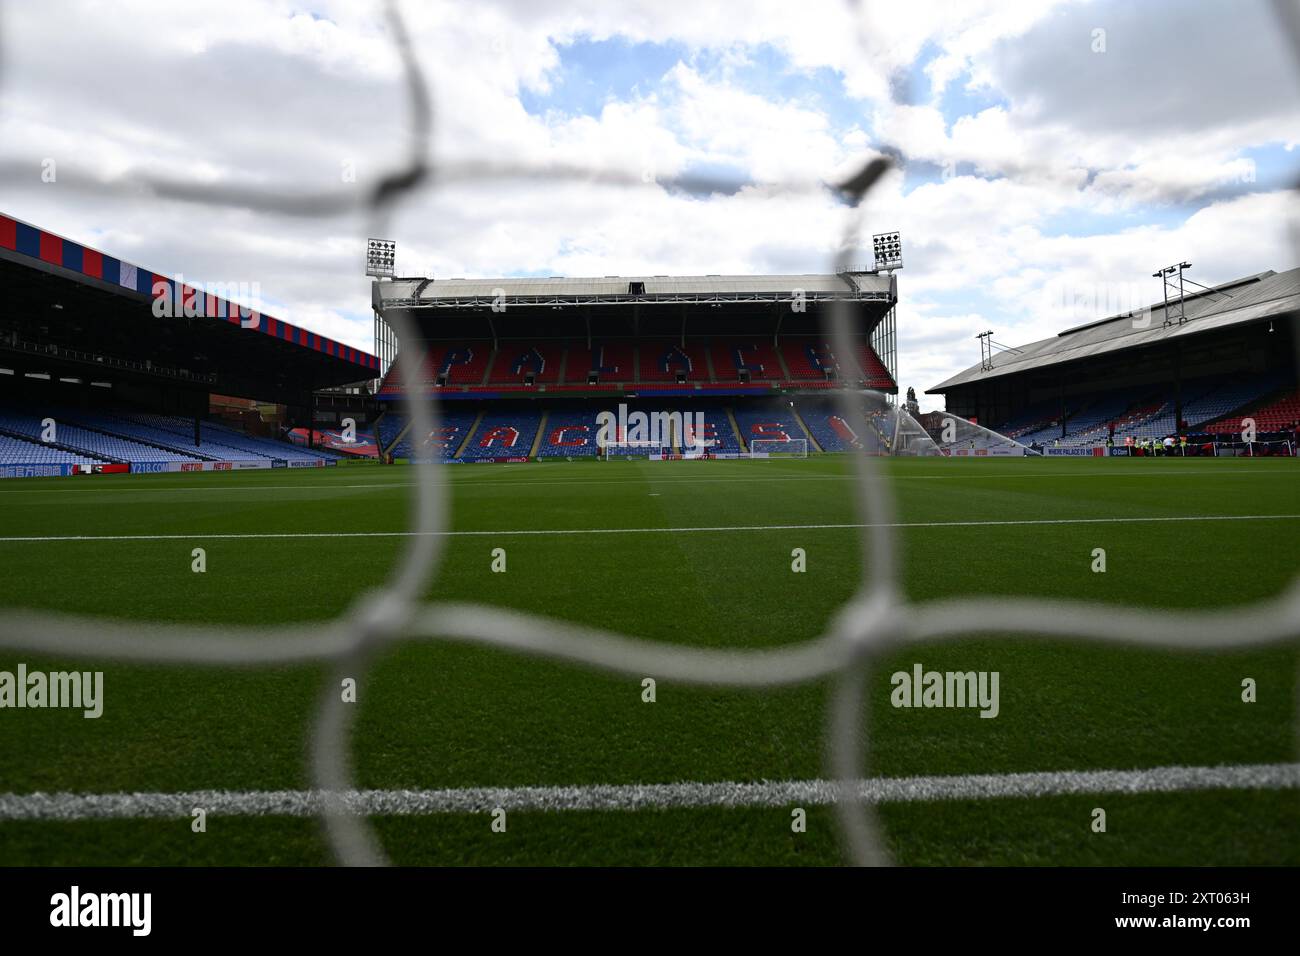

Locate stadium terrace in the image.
[1,212,1296,473]
[929,268,1300,456]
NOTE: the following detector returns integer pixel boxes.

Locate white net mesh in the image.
[0,0,1296,869]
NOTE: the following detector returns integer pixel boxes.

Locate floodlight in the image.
[872,231,903,271]
[366,239,396,278]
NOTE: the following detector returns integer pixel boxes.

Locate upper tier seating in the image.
[710,340,783,381]
[380,343,493,391]
[379,334,897,394]
[857,345,896,391]
[779,338,844,380]
[637,341,710,382]
[563,342,636,383]
[778,337,892,388]
[487,341,564,384]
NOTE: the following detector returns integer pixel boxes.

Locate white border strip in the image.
[1,513,1297,543]
[3,763,1296,820]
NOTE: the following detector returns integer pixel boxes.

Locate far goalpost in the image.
[749,438,809,459]
[601,441,663,460]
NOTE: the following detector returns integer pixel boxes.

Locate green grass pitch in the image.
[0,455,1297,865]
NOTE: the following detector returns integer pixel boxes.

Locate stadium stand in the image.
[379,343,494,392]
[1049,394,1130,447]
[710,340,783,381]
[1203,387,1300,435]
[377,413,409,457]
[107,410,336,462]
[536,409,601,458]
[376,334,894,395]
[637,341,709,382]
[1183,378,1285,428]
[0,408,200,463]
[780,338,844,380]
[732,403,811,452]
[459,411,542,460]
[564,342,635,384]
[0,402,340,467]
[533,404,743,456]
[856,344,896,390]
[487,341,564,384]
[774,336,894,390]
[991,401,1074,442]
[197,419,341,461]
[931,268,1300,443]
[0,431,100,466]
[379,409,482,460]
[684,405,742,454]
[797,399,867,452]
[989,374,1299,448]
[434,342,493,386]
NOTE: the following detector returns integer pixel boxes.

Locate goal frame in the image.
[601,441,665,460]
[749,438,809,459]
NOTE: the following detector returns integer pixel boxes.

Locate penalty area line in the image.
[1,763,1296,820]
[0,513,1298,543]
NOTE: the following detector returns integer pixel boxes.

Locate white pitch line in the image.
[0,467,1288,496]
[0,513,1297,544]
[2,763,1296,820]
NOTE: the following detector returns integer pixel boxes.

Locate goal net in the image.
[750,438,808,458]
[602,441,664,460]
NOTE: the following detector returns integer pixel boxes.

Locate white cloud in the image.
[0,0,1293,398]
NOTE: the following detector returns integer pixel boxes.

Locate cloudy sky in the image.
[1,0,1298,402]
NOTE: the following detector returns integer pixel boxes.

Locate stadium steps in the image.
[556,343,570,384]
[774,340,794,381]
[372,409,391,454]
[528,411,549,458]
[792,408,817,446]
[480,347,498,386]
[0,425,118,464]
[789,405,824,452]
[381,414,412,457]
[703,343,718,382]
[64,419,216,461]
[724,406,747,451]
[453,410,486,459]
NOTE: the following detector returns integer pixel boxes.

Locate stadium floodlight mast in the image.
[976,329,1022,371]
[872,231,903,272]
[1154,261,1235,328]
[366,239,399,387]
[366,239,397,279]
[977,330,994,371]
[1152,263,1179,327]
